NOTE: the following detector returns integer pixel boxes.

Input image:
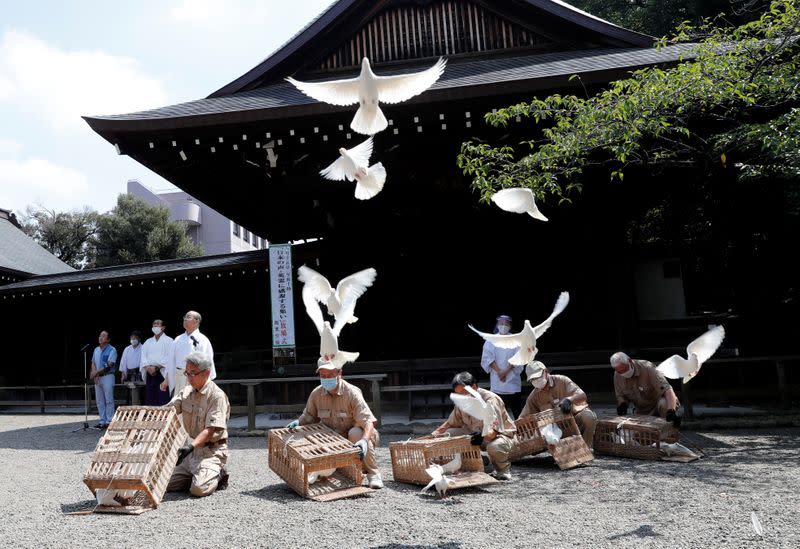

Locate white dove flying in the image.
[657,325,725,383]
[450,387,495,436]
[421,464,455,498]
[287,57,447,135]
[298,266,373,367]
[298,265,377,326]
[320,137,387,200]
[490,187,548,221]
[468,291,570,366]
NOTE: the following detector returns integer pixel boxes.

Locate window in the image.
[243,228,250,241]
[253,236,260,247]
[233,223,240,236]
[261,239,268,249]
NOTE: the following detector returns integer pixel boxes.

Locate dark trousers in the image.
[144,369,170,406]
[498,392,523,419]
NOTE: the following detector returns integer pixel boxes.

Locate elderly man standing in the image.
[287,358,383,489]
[140,319,173,406]
[166,351,230,497]
[168,310,215,396]
[480,314,523,418]
[519,361,597,448]
[611,351,682,427]
[90,330,117,429]
[432,371,518,480]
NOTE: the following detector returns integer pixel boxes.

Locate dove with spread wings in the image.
[490,187,548,221]
[421,463,456,498]
[656,325,725,383]
[320,136,386,200]
[468,292,570,366]
[450,386,497,436]
[287,57,446,135]
[297,265,376,368]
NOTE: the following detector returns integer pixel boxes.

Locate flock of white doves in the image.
[290,57,726,490]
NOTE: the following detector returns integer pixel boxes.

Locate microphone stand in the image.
[71,343,92,432]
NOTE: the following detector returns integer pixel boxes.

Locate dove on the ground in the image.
[656,325,725,383]
[450,389,496,436]
[468,292,569,366]
[320,137,387,200]
[751,511,764,536]
[440,453,462,475]
[421,463,455,498]
[308,468,337,484]
[490,187,548,221]
[287,57,446,135]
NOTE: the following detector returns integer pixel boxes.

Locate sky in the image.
[0,0,334,218]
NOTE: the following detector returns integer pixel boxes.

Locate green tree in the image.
[20,206,99,269]
[568,0,764,37]
[92,194,203,267]
[458,0,799,206]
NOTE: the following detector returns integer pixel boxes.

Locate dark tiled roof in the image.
[85,43,696,128]
[0,249,269,293]
[208,0,653,97]
[0,216,74,276]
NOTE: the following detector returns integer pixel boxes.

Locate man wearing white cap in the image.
[610,351,681,427]
[286,358,383,489]
[479,314,524,418]
[519,361,597,448]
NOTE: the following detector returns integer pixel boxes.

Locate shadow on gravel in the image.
[60,499,96,514]
[607,525,662,539]
[370,541,462,549]
[0,420,102,451]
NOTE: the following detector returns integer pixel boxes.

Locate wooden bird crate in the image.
[389,435,498,490]
[268,424,372,502]
[83,406,184,514]
[508,414,547,461]
[594,415,680,461]
[534,408,594,470]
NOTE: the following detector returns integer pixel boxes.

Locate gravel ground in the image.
[0,415,797,549]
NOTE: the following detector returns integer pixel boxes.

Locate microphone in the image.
[80,343,92,352]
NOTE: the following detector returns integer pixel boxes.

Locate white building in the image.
[127,180,267,255]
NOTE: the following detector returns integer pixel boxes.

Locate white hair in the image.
[610,352,630,368]
[185,351,212,371]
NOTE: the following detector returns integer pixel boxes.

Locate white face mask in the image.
[532,376,547,389]
[497,325,510,335]
[130,339,139,347]
[620,366,635,379]
[152,326,163,335]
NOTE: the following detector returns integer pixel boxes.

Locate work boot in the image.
[217,468,229,491]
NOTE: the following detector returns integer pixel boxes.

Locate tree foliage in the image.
[20,206,99,269]
[568,0,763,37]
[92,194,203,268]
[458,0,799,206]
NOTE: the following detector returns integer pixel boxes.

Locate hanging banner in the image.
[269,243,295,348]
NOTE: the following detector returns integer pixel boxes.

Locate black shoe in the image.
[217,469,229,491]
[93,423,104,429]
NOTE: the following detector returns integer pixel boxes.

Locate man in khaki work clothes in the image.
[432,371,518,480]
[287,358,383,489]
[611,351,682,428]
[519,361,597,448]
[166,351,230,497]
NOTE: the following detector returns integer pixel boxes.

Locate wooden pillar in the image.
[371,379,382,428]
[776,360,788,409]
[681,382,693,421]
[247,384,256,431]
[40,388,45,414]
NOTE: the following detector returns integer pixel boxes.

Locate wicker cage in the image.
[268,424,372,502]
[593,415,680,460]
[389,435,497,490]
[83,406,184,514]
[534,408,594,470]
[508,415,547,461]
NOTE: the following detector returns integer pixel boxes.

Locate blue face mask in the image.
[320,377,338,392]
